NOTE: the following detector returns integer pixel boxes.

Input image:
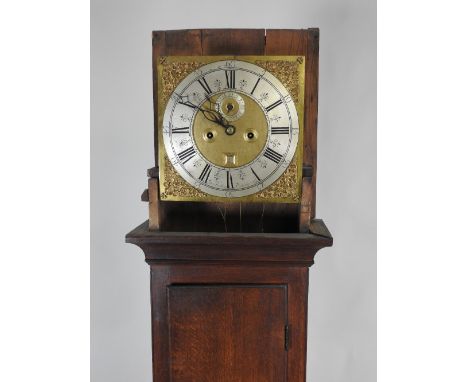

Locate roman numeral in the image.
[197,77,212,95]
[263,147,283,164]
[225,70,235,89]
[250,77,261,95]
[226,171,234,188]
[172,126,189,134]
[177,146,196,164]
[271,126,289,134]
[198,163,212,183]
[179,100,196,109]
[251,167,261,181]
[265,99,283,112]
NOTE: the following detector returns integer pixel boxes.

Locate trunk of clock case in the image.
[126,219,333,382]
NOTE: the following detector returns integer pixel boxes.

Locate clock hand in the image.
[184,95,235,133]
[201,94,229,126]
[204,110,236,135]
[179,96,220,123]
[201,94,237,135]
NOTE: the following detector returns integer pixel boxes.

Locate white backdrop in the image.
[91,0,376,381]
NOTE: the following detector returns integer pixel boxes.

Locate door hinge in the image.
[284,324,290,351]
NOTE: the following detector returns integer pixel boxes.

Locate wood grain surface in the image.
[168,285,287,381]
[145,265,310,382]
[126,217,333,381]
[126,218,333,266]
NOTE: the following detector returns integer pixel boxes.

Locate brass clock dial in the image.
[159,57,304,200]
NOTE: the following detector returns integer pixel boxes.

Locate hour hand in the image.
[198,100,226,126]
[198,95,236,135]
[178,96,220,124]
[205,110,236,135]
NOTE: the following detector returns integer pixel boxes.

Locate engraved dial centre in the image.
[193,92,268,168]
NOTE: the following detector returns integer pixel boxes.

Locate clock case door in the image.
[144,29,319,233]
[168,284,288,381]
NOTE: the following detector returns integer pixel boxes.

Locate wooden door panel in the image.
[167,285,287,382]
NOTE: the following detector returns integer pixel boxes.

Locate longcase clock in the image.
[126,28,333,382]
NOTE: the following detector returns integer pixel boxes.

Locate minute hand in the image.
[200,107,236,135]
[199,108,233,130]
[183,98,233,130]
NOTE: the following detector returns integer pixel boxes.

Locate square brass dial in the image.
[157,55,305,203]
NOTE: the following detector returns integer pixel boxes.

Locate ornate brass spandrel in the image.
[160,156,207,200]
[254,60,300,103]
[253,158,300,201]
[160,60,204,104]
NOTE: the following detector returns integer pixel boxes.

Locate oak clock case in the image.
[127,28,332,382]
[158,56,305,203]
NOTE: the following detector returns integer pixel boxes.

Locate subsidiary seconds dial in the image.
[162,59,300,198]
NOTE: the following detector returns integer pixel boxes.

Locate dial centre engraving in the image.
[193,92,268,168]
